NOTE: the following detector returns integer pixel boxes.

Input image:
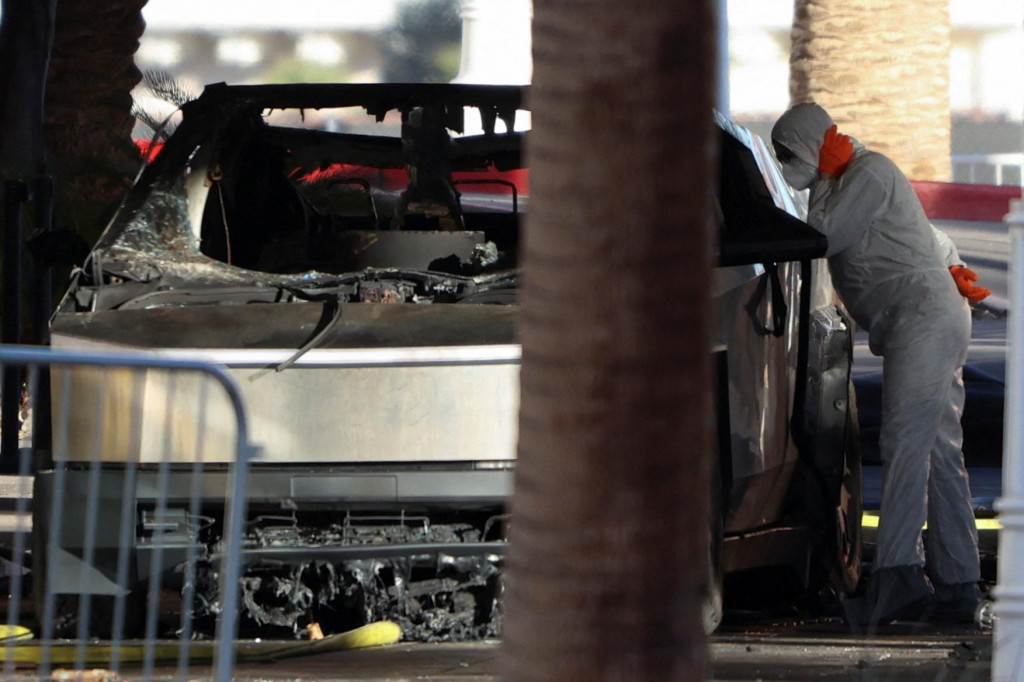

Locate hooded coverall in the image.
[771,103,980,622]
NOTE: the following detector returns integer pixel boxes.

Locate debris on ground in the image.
[50,670,121,682]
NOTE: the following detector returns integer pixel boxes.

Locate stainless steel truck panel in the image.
[50,337,519,465]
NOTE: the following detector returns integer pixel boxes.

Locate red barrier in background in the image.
[136,138,1016,219]
[132,140,531,195]
[912,180,1021,222]
[294,164,529,195]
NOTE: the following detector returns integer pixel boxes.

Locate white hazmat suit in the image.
[771,103,980,626]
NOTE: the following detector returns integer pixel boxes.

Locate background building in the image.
[134,0,463,100]
[727,0,1023,184]
[133,0,1023,183]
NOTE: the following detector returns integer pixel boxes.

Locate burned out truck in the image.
[39,83,860,638]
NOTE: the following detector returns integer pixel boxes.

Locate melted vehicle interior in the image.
[191,108,821,278]
[65,84,826,316]
[196,103,523,283]
[57,85,531,316]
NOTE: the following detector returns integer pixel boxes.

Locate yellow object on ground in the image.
[0,625,33,643]
[0,620,402,668]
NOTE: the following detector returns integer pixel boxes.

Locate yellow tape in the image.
[861,512,1002,531]
[0,620,402,667]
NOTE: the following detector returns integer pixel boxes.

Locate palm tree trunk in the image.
[501,0,716,679]
[790,0,951,181]
[0,0,56,178]
[45,0,148,242]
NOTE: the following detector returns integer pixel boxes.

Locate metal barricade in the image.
[0,345,255,681]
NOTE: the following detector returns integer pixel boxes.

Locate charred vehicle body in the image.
[40,83,861,638]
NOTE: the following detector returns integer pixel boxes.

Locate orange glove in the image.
[818,124,854,177]
[950,265,991,303]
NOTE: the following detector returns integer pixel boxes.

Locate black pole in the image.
[30,175,54,463]
[2,180,26,343]
[31,175,52,345]
[2,179,28,471]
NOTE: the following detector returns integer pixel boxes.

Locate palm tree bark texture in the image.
[501,0,716,680]
[44,0,148,244]
[789,0,952,181]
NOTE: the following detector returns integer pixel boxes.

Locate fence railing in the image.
[0,345,255,681]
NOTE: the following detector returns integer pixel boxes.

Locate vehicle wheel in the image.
[702,460,725,634]
[830,395,863,595]
[702,514,724,633]
[807,383,863,601]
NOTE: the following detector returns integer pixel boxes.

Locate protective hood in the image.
[771,103,834,168]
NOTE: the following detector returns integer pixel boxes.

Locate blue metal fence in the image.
[0,345,255,681]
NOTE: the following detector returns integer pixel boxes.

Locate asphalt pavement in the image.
[59,629,987,681]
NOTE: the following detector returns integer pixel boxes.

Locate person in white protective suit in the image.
[770,103,991,628]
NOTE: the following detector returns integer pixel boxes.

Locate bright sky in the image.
[1,0,1018,116]
[140,0,399,31]
[1,0,1021,31]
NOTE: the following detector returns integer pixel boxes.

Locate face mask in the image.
[781,157,818,191]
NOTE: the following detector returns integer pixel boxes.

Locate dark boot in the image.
[842,565,934,628]
[929,581,982,624]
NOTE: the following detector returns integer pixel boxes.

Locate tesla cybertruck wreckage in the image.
[40,82,860,639]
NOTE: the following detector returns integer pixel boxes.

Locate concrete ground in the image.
[88,629,990,681]
[2,614,986,681]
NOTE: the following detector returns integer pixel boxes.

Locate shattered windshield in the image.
[93,89,528,304]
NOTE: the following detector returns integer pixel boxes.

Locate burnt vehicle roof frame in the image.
[113,81,825,268]
[100,82,527,251]
[139,82,526,178]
